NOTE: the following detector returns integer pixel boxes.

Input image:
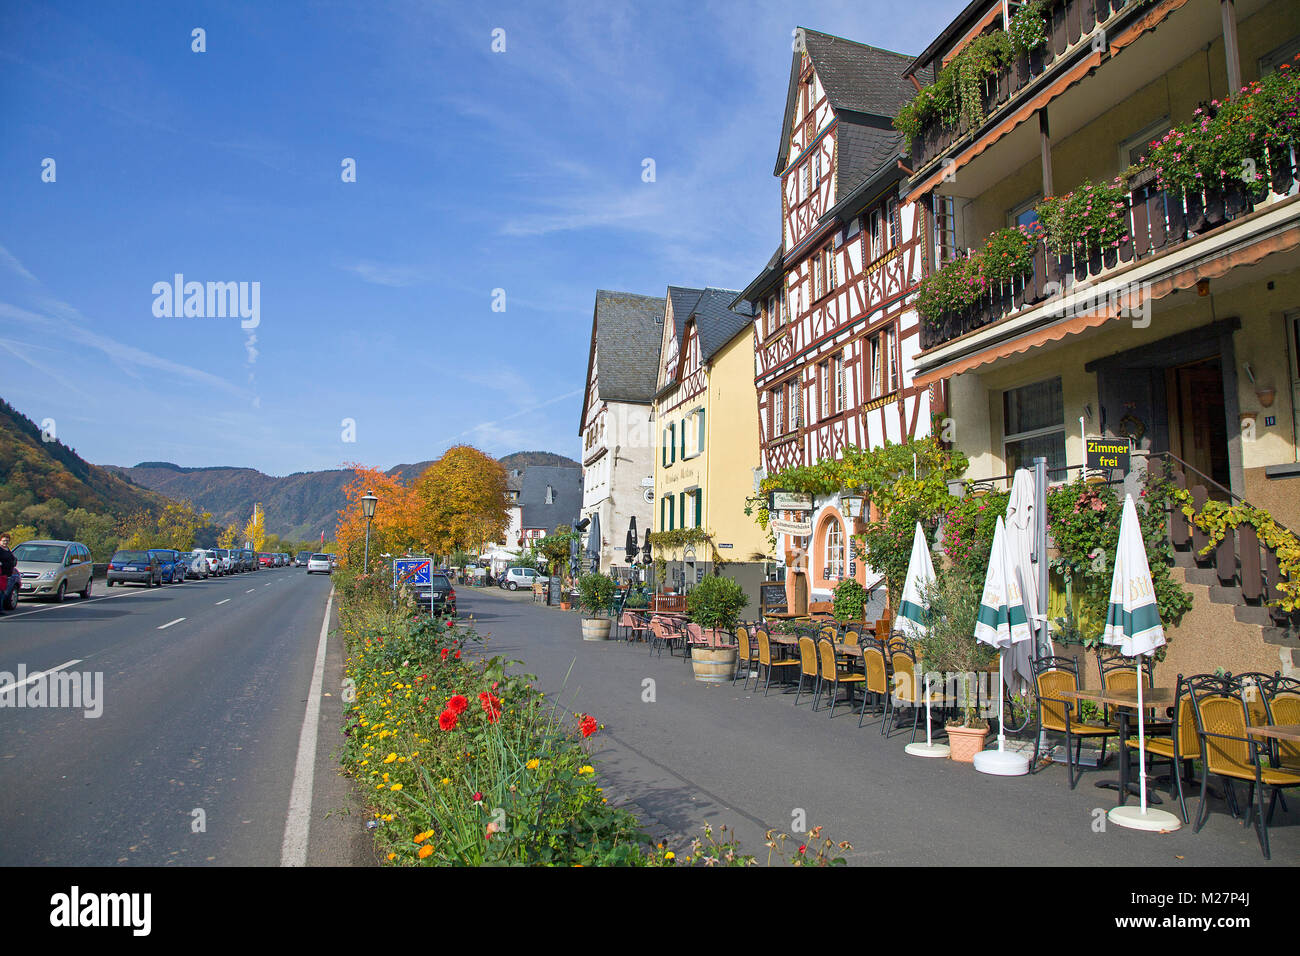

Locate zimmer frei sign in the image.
[1086,437,1133,473]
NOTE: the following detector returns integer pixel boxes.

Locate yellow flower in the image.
[578,765,594,775]
[418,844,433,859]
[441,777,451,786]
[391,783,403,791]
[664,851,675,860]
[526,759,540,770]
[383,752,397,764]
[414,830,433,843]
[386,852,396,861]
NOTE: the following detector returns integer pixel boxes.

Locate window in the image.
[1118,117,1170,172]
[869,208,883,261]
[1260,37,1300,76]
[812,151,821,190]
[887,199,898,250]
[663,424,676,466]
[867,329,898,397]
[885,328,897,394]
[933,194,958,266]
[1003,377,1067,474]
[789,380,801,433]
[683,409,704,458]
[819,361,829,421]
[813,254,824,300]
[822,516,845,581]
[834,352,846,413]
[772,387,784,437]
[826,245,837,292]
[1008,194,1041,230]
[545,485,555,504]
[764,295,777,337]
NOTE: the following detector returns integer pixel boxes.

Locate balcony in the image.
[918,144,1300,353]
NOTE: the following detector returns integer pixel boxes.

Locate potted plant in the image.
[684,575,749,682]
[576,572,616,640]
[914,569,997,762]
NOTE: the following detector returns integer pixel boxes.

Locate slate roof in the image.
[519,465,582,533]
[666,285,704,340]
[689,289,756,363]
[580,290,665,432]
[774,28,916,195]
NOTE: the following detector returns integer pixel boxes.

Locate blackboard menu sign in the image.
[760,582,787,613]
[548,578,562,605]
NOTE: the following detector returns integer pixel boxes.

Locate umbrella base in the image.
[972,750,1029,776]
[1108,805,1181,832]
[905,742,951,758]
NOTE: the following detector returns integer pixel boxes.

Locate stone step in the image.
[1208,584,1245,606]
[1261,626,1300,649]
[1233,604,1274,627]
[1184,568,1220,588]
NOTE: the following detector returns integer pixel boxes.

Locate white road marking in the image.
[215,599,231,606]
[1,583,157,619]
[157,618,185,630]
[281,586,334,867]
[0,659,82,698]
[246,589,256,594]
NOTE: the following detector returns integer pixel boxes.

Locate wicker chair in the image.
[648,616,683,658]
[756,631,800,696]
[1235,672,1276,728]
[1125,674,1202,823]
[1263,674,1300,772]
[1097,653,1157,727]
[1031,656,1119,788]
[818,638,865,718]
[886,645,922,741]
[841,628,860,647]
[793,636,821,709]
[858,639,890,729]
[732,625,757,688]
[1188,674,1300,860]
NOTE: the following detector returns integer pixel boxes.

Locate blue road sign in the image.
[393,558,431,587]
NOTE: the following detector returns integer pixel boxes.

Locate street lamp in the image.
[361,490,378,571]
[840,492,866,520]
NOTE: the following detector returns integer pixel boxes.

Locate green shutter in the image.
[694,489,702,528]
[679,492,685,527]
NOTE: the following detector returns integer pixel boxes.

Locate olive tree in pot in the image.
[913,569,997,762]
[685,575,748,682]
[577,572,616,640]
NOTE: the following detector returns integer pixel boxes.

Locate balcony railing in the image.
[918,146,1299,352]
[909,0,1149,176]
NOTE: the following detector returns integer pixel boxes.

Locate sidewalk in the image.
[460,588,1295,866]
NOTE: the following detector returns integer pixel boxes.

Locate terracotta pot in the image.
[559,601,572,611]
[945,724,990,763]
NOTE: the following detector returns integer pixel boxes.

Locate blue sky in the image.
[1,0,948,476]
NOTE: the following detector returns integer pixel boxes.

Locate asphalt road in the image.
[462,586,1298,866]
[0,567,360,866]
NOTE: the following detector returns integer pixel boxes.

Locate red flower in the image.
[448,694,469,716]
[479,692,502,723]
[440,648,448,661]
[445,621,454,629]
[798,844,807,855]
[472,791,484,805]
[579,714,599,739]
[454,650,461,660]
[438,709,459,731]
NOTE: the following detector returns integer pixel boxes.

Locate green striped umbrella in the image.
[898,523,946,757]
[973,516,1031,774]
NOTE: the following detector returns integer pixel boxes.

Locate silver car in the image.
[13,540,94,602]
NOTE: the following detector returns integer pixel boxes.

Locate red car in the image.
[258,552,273,568]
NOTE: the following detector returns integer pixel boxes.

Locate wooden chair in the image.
[1188,674,1300,860]
[756,631,800,696]
[793,636,821,709]
[858,640,889,729]
[886,646,922,741]
[1031,656,1120,788]
[818,638,865,718]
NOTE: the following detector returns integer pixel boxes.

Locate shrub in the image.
[576,571,616,617]
[685,574,749,632]
[914,568,996,727]
[1035,177,1130,254]
[831,577,867,623]
[977,224,1040,283]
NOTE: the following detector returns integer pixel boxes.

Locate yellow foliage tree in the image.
[217,524,240,549]
[244,504,266,552]
[336,465,418,571]
[412,446,509,556]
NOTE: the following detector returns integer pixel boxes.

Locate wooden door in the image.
[1167,358,1230,491]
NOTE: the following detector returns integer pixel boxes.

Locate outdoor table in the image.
[1246,725,1300,742]
[1061,687,1174,806]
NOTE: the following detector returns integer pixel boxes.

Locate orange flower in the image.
[418,844,433,859]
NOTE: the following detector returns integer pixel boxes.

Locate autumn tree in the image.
[412,446,508,556]
[335,464,418,571]
[155,501,212,551]
[217,524,240,549]
[244,504,266,551]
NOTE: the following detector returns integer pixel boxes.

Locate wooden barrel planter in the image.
[581,617,611,641]
[690,645,738,682]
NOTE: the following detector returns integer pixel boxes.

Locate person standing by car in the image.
[0,533,18,615]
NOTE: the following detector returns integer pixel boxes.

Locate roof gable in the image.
[579,289,666,433]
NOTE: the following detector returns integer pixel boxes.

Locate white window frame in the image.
[1001,377,1067,474]
[1118,116,1170,172]
[823,516,845,581]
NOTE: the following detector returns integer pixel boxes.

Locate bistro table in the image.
[1061,686,1173,806]
[1247,724,1300,742]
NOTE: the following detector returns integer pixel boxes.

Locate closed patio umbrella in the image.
[898,522,948,758]
[1004,468,1041,695]
[972,516,1032,776]
[1102,494,1181,832]
[625,516,638,564]
[585,511,601,575]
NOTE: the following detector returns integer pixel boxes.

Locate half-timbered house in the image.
[733,28,934,614]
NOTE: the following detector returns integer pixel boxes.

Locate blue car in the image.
[147,549,183,584]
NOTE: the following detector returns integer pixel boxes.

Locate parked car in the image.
[13,540,95,601]
[258,552,273,568]
[306,553,332,574]
[500,566,548,591]
[296,550,311,568]
[214,548,233,574]
[148,549,184,585]
[107,549,162,588]
[185,550,209,579]
[423,573,457,617]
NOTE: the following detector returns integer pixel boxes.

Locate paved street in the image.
[463,587,1298,865]
[0,570,365,867]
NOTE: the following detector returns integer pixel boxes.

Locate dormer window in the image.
[545,485,555,504]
